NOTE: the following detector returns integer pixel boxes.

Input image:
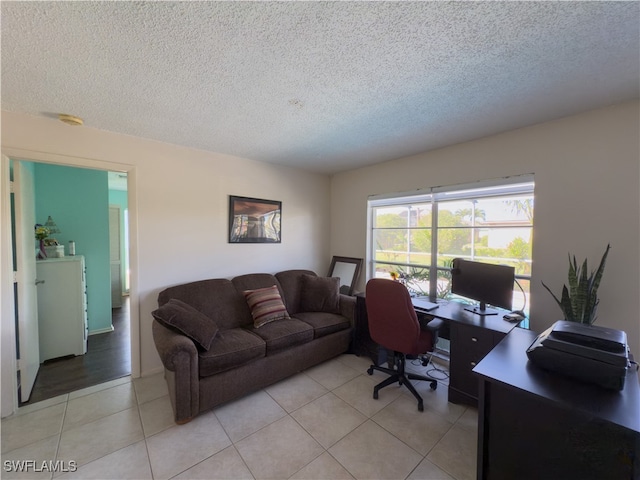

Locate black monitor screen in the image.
[451,258,515,315]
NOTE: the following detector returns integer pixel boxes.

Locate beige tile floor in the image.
[1,354,477,480]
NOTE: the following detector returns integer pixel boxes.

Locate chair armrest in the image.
[425,318,444,334]
[423,317,443,346]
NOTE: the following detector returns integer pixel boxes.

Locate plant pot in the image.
[44,245,65,258]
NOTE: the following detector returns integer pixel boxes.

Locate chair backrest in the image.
[365,278,427,354]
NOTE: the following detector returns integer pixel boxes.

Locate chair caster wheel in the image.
[373,391,379,400]
[418,402,424,412]
[430,381,437,390]
[367,367,373,375]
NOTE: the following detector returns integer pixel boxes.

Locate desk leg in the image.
[476,379,489,480]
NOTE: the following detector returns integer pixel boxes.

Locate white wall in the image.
[1,111,331,379]
[3,101,638,390]
[330,100,640,355]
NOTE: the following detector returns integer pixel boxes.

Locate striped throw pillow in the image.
[243,285,290,328]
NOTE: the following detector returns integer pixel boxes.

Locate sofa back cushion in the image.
[275,270,317,315]
[232,273,283,293]
[232,273,287,323]
[158,278,252,330]
[300,274,341,314]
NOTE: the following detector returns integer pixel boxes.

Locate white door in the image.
[109,205,122,308]
[13,161,40,402]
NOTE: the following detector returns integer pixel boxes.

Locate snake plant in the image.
[542,244,610,325]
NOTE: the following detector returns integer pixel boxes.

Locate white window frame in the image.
[367,174,535,307]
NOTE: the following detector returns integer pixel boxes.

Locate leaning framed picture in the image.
[228,196,282,243]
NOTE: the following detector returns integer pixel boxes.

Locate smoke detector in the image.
[58,114,84,126]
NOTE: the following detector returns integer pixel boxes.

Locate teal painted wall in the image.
[34,164,111,333]
[108,188,128,293]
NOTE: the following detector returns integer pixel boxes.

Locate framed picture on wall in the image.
[229,196,282,243]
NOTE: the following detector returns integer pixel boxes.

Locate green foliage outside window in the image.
[373,193,534,303]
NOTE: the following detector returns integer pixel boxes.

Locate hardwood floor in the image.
[21,297,131,406]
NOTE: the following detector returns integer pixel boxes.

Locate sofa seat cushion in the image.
[199,328,266,377]
[247,318,314,354]
[293,312,351,339]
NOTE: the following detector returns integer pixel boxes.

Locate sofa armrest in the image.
[338,294,356,326]
[152,320,199,423]
[152,319,198,370]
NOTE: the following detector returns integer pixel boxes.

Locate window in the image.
[368,176,534,316]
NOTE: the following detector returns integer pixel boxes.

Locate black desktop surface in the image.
[473,327,640,433]
[474,327,640,479]
[411,299,516,335]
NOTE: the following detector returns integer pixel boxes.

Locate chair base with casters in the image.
[367,352,437,412]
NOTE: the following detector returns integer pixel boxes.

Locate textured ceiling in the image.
[2,2,639,174]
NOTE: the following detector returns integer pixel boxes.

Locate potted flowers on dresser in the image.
[34,216,65,258]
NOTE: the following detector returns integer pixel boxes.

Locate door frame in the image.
[1,155,18,417]
[109,204,123,309]
[0,148,139,417]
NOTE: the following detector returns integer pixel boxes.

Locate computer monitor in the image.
[450,258,515,316]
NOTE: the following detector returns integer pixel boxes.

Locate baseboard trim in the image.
[88,325,115,336]
[142,366,165,377]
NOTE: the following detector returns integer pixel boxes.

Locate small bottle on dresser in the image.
[69,241,76,256]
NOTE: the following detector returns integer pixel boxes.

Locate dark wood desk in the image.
[354,295,521,406]
[422,301,521,406]
[473,328,640,480]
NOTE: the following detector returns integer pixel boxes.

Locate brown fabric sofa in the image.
[152,269,355,424]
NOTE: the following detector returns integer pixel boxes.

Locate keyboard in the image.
[412,298,440,312]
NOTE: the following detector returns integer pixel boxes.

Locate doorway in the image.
[1,153,139,416]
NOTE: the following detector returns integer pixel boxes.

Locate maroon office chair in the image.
[365,278,437,411]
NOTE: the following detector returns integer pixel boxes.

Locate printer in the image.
[526,320,630,390]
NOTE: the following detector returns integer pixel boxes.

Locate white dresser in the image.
[36,256,88,362]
